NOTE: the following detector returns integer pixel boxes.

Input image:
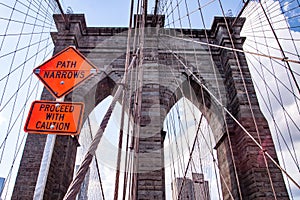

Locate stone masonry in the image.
[12,14,289,199]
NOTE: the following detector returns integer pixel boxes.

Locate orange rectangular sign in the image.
[24,101,84,135]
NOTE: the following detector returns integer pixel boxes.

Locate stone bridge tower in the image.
[12,14,289,199]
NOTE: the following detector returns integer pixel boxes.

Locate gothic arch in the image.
[13,14,289,200]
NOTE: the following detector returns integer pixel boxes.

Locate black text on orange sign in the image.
[24,101,84,135]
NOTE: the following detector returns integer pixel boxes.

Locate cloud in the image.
[283,2,289,12]
[241,1,300,198]
[0,113,6,126]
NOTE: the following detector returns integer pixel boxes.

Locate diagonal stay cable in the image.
[243,42,300,77]
[63,48,139,200]
[259,1,300,94]
[161,34,300,64]
[161,41,300,190]
[178,114,203,198]
[87,117,105,200]
[0,44,53,112]
[0,42,53,83]
[0,0,36,163]
[245,37,300,59]
[251,77,300,170]
[0,2,54,27]
[0,37,50,61]
[244,49,300,131]
[0,1,53,161]
[0,79,39,150]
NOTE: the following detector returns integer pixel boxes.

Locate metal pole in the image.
[33,97,64,200]
[55,0,70,29]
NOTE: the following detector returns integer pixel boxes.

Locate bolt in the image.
[34,69,40,74]
[50,124,55,129]
[60,81,64,85]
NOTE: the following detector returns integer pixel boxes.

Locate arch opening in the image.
[163,97,221,200]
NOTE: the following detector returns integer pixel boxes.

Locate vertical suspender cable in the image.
[130,0,146,199]
[195,0,243,198]
[121,1,142,199]
[259,1,300,94]
[113,0,135,199]
[127,0,142,198]
[218,1,276,198]
[63,50,139,200]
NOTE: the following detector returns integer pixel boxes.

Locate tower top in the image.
[134,14,165,28]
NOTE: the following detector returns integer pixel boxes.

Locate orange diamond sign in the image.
[24,100,84,135]
[34,46,97,98]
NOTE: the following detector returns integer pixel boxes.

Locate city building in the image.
[172,173,210,200]
[192,173,210,200]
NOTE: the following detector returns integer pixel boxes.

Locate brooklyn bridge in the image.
[0,0,299,199]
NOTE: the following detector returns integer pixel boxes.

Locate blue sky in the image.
[61,0,132,27]
[279,0,300,32]
[60,0,240,28]
[59,0,300,32]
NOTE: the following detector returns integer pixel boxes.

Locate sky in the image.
[241,1,300,198]
[57,1,239,199]
[61,0,131,27]
[58,0,299,199]
[60,0,239,27]
[0,0,299,199]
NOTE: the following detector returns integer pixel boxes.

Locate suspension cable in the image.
[177,114,203,197]
[161,34,300,64]
[258,1,300,94]
[87,117,105,200]
[63,49,139,200]
[161,40,300,190]
[113,0,136,198]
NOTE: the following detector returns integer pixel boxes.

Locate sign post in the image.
[25,46,97,135]
[25,46,97,199]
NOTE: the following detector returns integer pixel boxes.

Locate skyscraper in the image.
[192,173,210,200]
[171,173,210,200]
[172,177,195,200]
